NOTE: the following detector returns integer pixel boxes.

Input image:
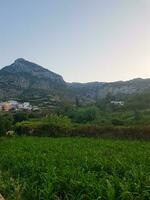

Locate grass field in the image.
[0,137,150,200]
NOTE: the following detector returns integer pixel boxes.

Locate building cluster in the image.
[0,100,39,112]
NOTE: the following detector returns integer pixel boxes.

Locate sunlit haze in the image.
[0,0,150,83]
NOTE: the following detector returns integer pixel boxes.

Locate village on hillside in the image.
[0,100,39,112]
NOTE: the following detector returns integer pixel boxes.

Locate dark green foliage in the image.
[55,101,73,115]
[0,137,150,200]
[2,101,150,139]
[70,124,150,140]
[111,119,125,126]
[15,119,150,139]
[75,96,80,107]
[13,112,29,123]
[134,110,142,121]
[0,114,13,136]
[68,106,99,123]
[124,92,150,110]
[15,114,71,137]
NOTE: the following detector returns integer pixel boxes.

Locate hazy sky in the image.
[0,0,150,82]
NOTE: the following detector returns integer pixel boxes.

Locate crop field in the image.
[0,137,150,200]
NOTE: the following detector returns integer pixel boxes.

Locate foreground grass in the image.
[0,137,150,200]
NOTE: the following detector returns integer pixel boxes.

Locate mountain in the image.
[0,58,68,101]
[68,78,150,102]
[1,58,150,104]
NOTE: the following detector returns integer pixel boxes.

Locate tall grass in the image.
[0,137,150,200]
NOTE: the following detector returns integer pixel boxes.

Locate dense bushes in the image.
[111,118,125,126]
[68,106,99,123]
[15,114,71,137]
[15,115,150,139]
[0,114,13,136]
[1,105,150,140]
[13,111,42,123]
[13,112,29,123]
[70,124,150,140]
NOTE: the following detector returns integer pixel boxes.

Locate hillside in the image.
[68,78,150,102]
[0,58,68,102]
[1,58,150,104]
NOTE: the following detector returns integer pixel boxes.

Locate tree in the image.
[0,114,13,136]
[13,112,29,123]
[69,106,99,123]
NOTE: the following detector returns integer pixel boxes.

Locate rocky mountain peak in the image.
[0,59,67,100]
[1,58,65,82]
[14,58,26,63]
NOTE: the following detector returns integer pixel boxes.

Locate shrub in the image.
[70,124,150,140]
[13,112,29,123]
[45,114,71,128]
[111,118,125,126]
[69,106,99,123]
[0,114,13,136]
[15,114,72,137]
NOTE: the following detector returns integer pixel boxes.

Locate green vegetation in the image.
[0,114,13,136]
[15,114,71,137]
[0,137,150,200]
[67,106,99,123]
[1,105,150,139]
[1,99,150,199]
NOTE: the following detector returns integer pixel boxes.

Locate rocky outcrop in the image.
[68,78,150,102]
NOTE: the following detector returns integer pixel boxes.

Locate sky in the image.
[0,0,150,83]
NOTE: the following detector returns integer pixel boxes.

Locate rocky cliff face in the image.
[1,58,150,103]
[0,58,66,100]
[68,78,150,102]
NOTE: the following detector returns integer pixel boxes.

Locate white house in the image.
[23,102,32,110]
[110,101,124,106]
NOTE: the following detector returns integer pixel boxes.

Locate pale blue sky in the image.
[0,0,150,82]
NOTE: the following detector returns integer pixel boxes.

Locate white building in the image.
[110,101,124,106]
[22,102,32,110]
[0,100,40,112]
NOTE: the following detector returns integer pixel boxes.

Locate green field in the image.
[0,137,150,200]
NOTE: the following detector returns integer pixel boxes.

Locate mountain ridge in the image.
[1,58,150,103]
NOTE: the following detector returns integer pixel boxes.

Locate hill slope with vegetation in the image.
[1,59,150,105]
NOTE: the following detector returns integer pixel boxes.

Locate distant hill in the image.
[1,58,150,104]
